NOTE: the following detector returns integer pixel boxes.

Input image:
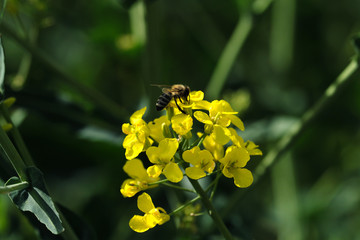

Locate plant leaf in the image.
[6,167,65,234]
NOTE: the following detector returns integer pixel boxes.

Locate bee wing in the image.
[151,84,172,93]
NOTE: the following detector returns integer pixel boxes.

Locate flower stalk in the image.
[0,181,29,194]
[0,100,35,166]
[188,178,234,240]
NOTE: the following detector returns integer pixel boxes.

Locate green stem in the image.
[169,195,201,216]
[254,58,359,182]
[0,181,29,194]
[209,170,222,201]
[0,23,129,121]
[188,178,234,240]
[0,125,28,182]
[205,12,253,100]
[0,0,6,22]
[190,133,206,148]
[161,182,196,193]
[148,178,169,185]
[0,104,35,166]
[59,210,79,240]
[221,56,359,218]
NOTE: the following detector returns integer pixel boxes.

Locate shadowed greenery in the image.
[1,0,360,239]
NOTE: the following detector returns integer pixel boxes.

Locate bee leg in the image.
[174,96,187,114]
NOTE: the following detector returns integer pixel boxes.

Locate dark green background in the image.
[1,0,360,239]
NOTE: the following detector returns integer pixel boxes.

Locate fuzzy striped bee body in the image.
[152,84,191,114]
[156,92,173,111]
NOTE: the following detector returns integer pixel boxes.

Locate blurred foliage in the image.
[0,0,360,239]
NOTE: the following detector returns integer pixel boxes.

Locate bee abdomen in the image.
[156,93,172,111]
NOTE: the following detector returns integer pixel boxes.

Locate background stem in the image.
[205,12,252,100]
[188,178,235,240]
[0,126,28,182]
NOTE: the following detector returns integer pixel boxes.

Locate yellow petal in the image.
[130,107,147,125]
[147,165,163,178]
[233,168,253,188]
[146,146,160,164]
[122,123,132,135]
[157,212,170,225]
[189,91,204,101]
[123,134,136,148]
[182,146,200,164]
[144,214,158,228]
[229,128,245,148]
[137,193,155,213]
[157,138,179,160]
[221,164,233,178]
[185,167,206,180]
[129,215,150,233]
[226,146,250,167]
[171,114,193,136]
[248,148,263,156]
[148,115,170,143]
[212,125,230,145]
[202,135,224,160]
[194,111,213,125]
[245,141,263,156]
[193,100,211,110]
[227,115,245,131]
[125,142,144,160]
[120,179,139,198]
[123,159,148,180]
[163,162,183,183]
[199,151,215,173]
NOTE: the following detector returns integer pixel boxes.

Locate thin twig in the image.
[222,56,359,218]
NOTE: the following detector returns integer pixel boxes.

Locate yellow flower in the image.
[209,100,244,131]
[183,146,215,180]
[194,99,244,129]
[171,113,193,136]
[219,146,253,188]
[120,159,159,198]
[194,111,231,145]
[202,134,224,160]
[148,115,170,143]
[122,107,153,160]
[146,138,183,183]
[244,141,263,156]
[129,193,170,232]
[229,128,262,156]
[194,100,245,145]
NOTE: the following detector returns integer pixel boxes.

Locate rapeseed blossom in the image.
[120,159,159,197]
[146,138,183,183]
[120,89,262,232]
[129,193,170,232]
[183,146,215,180]
[219,146,253,188]
[122,107,153,160]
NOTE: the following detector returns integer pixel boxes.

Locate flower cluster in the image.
[120,90,262,232]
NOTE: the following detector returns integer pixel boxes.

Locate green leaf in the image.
[6,167,65,235]
[0,36,4,99]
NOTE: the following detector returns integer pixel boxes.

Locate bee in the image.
[152,84,191,114]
